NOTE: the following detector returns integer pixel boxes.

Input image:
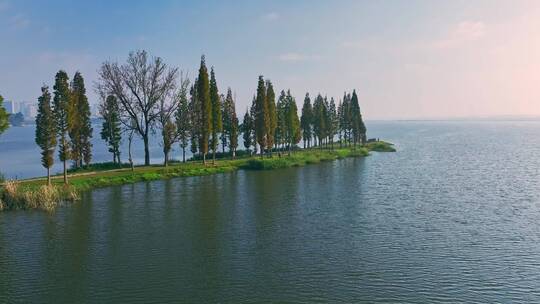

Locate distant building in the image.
[20,101,38,119]
[4,100,18,114]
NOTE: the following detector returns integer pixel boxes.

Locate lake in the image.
[1,121,540,303]
[0,123,174,179]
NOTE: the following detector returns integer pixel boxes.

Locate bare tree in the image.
[157,74,189,166]
[96,50,178,166]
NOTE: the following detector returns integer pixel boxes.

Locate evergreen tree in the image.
[351,90,367,144]
[266,80,277,155]
[328,97,338,149]
[209,67,222,164]
[100,95,122,164]
[312,94,326,148]
[284,90,301,154]
[300,93,313,148]
[250,96,258,155]
[241,108,253,155]
[197,56,212,165]
[220,95,228,153]
[337,100,344,147]
[53,70,71,184]
[254,76,269,157]
[340,93,352,145]
[229,107,239,159]
[350,90,366,145]
[35,86,57,185]
[0,95,8,136]
[176,85,191,163]
[189,82,199,158]
[323,96,331,147]
[69,72,92,168]
[276,90,287,154]
[223,88,239,158]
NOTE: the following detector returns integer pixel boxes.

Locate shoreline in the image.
[0,141,395,212]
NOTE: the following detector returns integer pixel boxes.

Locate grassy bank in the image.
[0,141,394,212]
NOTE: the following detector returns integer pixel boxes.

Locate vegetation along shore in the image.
[0,49,395,211]
[0,142,394,212]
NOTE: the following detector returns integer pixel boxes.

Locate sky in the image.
[1,0,540,120]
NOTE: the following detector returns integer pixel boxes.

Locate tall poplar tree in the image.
[176,85,191,163]
[266,80,277,155]
[300,93,313,148]
[254,76,269,157]
[328,97,338,149]
[209,67,222,164]
[229,108,239,159]
[223,88,239,158]
[350,90,366,145]
[100,95,122,164]
[312,94,326,148]
[189,82,199,158]
[69,71,92,168]
[337,100,344,147]
[276,90,287,153]
[35,86,57,185]
[285,90,301,154]
[53,70,71,184]
[241,108,253,155]
[197,56,212,165]
[0,95,8,136]
[250,97,258,154]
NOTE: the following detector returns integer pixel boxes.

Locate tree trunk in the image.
[63,158,68,184]
[203,153,207,165]
[164,150,169,167]
[232,149,236,159]
[128,133,134,172]
[47,167,51,186]
[182,147,186,163]
[212,149,216,165]
[143,135,150,166]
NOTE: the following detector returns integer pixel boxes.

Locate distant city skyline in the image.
[1,0,540,119]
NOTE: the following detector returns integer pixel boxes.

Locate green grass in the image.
[0,141,394,211]
[365,141,396,152]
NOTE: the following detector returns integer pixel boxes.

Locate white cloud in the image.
[262,12,279,21]
[9,14,30,29]
[278,52,320,62]
[432,21,486,49]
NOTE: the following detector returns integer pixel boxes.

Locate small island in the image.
[0,51,395,212]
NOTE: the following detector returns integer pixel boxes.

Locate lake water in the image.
[0,123,178,179]
[1,121,540,303]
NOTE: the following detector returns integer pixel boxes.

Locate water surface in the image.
[1,121,540,303]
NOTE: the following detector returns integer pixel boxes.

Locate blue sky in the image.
[1,0,540,119]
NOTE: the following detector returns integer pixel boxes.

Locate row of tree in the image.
[35,71,93,184]
[97,52,241,167]
[30,50,367,184]
[300,90,366,150]
[241,80,301,157]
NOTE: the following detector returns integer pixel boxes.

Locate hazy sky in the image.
[1,0,539,119]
